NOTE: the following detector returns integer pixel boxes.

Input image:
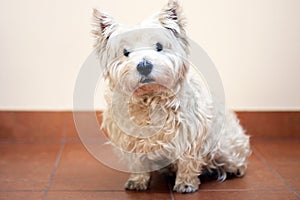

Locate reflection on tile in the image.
[0,192,44,200]
[197,153,286,190]
[174,190,298,200]
[50,142,170,193]
[253,140,300,189]
[50,142,127,191]
[47,191,171,200]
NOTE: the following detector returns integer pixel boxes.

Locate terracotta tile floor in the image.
[0,114,299,199]
[1,140,299,199]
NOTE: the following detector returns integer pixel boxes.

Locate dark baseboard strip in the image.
[0,111,299,139]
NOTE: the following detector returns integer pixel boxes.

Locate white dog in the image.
[92,0,251,193]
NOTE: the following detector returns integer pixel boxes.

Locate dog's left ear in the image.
[159,0,186,35]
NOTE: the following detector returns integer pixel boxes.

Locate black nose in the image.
[137,60,153,76]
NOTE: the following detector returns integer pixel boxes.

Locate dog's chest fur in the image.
[104,92,181,154]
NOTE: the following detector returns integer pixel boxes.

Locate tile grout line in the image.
[42,113,68,200]
[252,146,300,198]
[42,126,67,200]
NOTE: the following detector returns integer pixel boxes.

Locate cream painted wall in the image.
[0,0,299,111]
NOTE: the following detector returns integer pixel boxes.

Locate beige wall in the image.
[0,0,299,111]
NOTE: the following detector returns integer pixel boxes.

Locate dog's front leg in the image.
[125,172,151,191]
[173,158,202,193]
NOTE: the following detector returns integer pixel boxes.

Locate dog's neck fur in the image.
[129,90,179,127]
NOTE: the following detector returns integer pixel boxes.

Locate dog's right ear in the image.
[92,9,116,42]
[159,0,186,35]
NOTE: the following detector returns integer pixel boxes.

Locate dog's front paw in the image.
[173,183,199,193]
[125,173,150,191]
[125,179,149,191]
[173,175,200,193]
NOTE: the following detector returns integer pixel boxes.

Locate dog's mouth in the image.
[140,78,154,84]
[134,78,168,96]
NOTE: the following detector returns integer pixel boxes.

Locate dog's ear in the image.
[159,0,186,35]
[92,9,117,41]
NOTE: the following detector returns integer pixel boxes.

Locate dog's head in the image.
[93,0,189,95]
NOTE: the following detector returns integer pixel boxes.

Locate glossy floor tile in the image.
[0,192,44,200]
[1,139,299,200]
[0,142,60,191]
[46,191,172,200]
[201,153,288,190]
[49,142,129,191]
[253,140,300,190]
[173,190,298,200]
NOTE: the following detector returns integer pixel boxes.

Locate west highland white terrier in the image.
[92,0,251,193]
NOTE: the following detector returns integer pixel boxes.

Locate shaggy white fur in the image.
[92,0,251,193]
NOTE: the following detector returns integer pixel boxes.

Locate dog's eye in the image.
[123,49,130,57]
[156,43,163,52]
